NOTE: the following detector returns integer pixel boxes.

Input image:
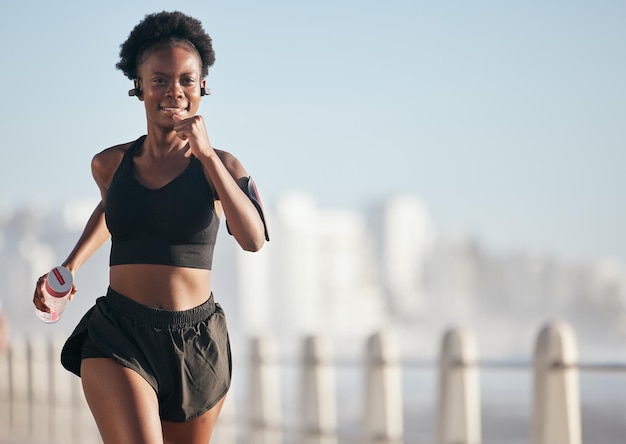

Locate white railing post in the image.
[29,335,51,442]
[437,327,481,444]
[532,320,581,444]
[9,335,29,439]
[50,337,74,443]
[0,344,9,435]
[300,335,337,444]
[364,330,404,444]
[248,335,283,444]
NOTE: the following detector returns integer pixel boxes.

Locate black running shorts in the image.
[61,287,232,422]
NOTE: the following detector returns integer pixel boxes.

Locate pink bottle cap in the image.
[45,266,73,298]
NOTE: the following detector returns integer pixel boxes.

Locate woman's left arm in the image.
[207,149,268,251]
[174,114,268,251]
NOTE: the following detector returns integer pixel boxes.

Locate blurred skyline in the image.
[2,193,625,362]
[0,0,624,262]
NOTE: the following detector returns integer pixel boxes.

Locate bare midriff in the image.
[109,264,212,311]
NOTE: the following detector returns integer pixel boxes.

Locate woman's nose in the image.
[166,82,183,97]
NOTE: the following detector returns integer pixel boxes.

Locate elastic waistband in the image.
[104,287,216,328]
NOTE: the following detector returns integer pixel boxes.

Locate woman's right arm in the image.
[61,200,109,273]
[33,145,126,312]
[33,201,109,313]
[64,144,129,275]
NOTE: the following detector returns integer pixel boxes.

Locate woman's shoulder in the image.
[91,140,135,188]
[213,148,251,185]
[214,148,244,172]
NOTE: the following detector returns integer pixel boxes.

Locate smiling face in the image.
[136,45,206,130]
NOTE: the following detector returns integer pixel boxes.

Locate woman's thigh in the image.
[162,395,227,444]
[81,357,163,444]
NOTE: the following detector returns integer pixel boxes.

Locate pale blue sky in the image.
[1,0,624,261]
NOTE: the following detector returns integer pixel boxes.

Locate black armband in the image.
[226,176,270,241]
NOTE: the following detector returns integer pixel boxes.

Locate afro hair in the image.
[116,11,215,80]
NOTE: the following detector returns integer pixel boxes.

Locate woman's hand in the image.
[33,272,77,313]
[33,273,50,313]
[172,114,215,160]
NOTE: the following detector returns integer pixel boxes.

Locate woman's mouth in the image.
[160,105,189,114]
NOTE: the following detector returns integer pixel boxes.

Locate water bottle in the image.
[36,266,73,323]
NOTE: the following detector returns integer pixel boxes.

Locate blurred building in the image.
[367,196,435,323]
[231,192,386,354]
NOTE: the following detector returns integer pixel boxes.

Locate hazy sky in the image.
[1,0,624,261]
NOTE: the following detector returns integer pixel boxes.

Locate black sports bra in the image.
[105,135,220,270]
